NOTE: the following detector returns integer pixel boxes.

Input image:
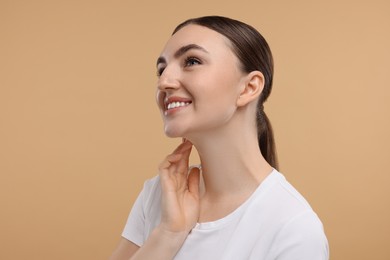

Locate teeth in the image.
[167,101,191,110]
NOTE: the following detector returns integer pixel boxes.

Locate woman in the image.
[110,16,329,259]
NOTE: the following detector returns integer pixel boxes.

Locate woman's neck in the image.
[189,126,273,200]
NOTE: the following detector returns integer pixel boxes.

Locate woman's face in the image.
[156,24,246,138]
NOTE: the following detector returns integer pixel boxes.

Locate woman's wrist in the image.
[130,226,189,260]
[153,225,189,250]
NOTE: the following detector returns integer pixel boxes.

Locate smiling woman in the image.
[156,24,248,139]
[109,16,329,260]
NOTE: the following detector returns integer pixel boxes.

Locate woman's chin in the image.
[164,127,184,138]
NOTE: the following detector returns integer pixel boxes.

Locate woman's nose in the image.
[157,67,180,91]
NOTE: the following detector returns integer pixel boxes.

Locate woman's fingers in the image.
[188,167,200,197]
[158,141,200,234]
[160,140,192,173]
[177,144,192,173]
[172,139,192,155]
[159,140,193,194]
[158,153,182,171]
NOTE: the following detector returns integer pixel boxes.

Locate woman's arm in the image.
[110,140,200,260]
[109,238,139,260]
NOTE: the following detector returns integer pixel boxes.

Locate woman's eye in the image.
[156,67,165,77]
[184,57,201,67]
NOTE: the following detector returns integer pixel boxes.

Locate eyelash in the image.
[156,56,202,77]
[184,56,201,67]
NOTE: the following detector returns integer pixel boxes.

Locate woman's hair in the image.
[173,16,279,170]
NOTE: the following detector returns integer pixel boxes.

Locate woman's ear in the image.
[236,71,264,107]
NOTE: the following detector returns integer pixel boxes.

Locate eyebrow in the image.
[156,44,209,66]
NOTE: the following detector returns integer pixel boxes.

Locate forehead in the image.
[160,24,233,57]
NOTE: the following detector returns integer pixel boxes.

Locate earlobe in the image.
[236,71,264,107]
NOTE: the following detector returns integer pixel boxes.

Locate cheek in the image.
[199,74,241,122]
[196,89,237,126]
[202,73,240,107]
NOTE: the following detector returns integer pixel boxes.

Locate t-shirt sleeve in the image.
[269,210,329,260]
[121,184,148,247]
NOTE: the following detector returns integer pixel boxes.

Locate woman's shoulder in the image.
[143,175,160,189]
[140,175,161,204]
[263,170,314,211]
[247,169,323,229]
[248,170,329,258]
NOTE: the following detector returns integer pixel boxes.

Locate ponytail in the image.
[257,108,278,170]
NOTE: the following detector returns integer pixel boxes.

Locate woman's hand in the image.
[158,140,201,237]
[110,140,200,260]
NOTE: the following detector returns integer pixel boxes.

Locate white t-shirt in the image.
[122,169,329,259]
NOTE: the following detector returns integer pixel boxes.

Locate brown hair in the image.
[173,16,279,170]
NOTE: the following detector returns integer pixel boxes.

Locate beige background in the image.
[1,0,389,259]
